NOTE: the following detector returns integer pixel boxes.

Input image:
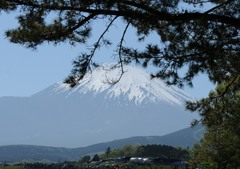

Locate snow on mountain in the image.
[0,64,198,148]
[48,64,194,106]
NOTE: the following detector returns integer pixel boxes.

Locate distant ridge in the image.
[0,125,204,162]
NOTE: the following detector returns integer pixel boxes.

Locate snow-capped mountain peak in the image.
[53,64,194,105]
[0,64,198,147]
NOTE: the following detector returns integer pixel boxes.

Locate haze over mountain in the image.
[0,64,198,148]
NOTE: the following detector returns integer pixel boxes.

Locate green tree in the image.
[79,155,91,164]
[100,144,138,158]
[136,144,190,160]
[105,147,111,158]
[107,148,124,158]
[122,144,137,157]
[189,79,240,169]
[92,154,100,162]
[191,128,240,169]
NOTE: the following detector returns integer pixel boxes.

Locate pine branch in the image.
[8,0,240,28]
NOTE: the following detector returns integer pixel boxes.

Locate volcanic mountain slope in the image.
[38,64,194,105]
[0,65,198,147]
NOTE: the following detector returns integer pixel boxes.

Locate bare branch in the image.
[87,16,118,65]
[106,20,132,85]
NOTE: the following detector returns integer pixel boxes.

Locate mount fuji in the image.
[0,65,198,148]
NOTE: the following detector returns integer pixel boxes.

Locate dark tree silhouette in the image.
[105,147,111,158]
[1,0,239,89]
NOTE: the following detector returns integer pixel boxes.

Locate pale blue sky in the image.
[0,9,215,99]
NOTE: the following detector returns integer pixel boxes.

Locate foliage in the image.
[189,79,240,168]
[92,154,100,162]
[104,148,124,159]
[79,155,91,164]
[191,128,240,169]
[105,147,111,158]
[136,145,190,160]
[187,77,240,127]
[0,0,239,89]
[100,144,189,161]
[100,144,139,159]
[121,144,138,157]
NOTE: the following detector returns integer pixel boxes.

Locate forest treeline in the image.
[80,144,190,163]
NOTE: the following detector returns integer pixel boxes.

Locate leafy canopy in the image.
[191,128,240,169]
[1,0,239,89]
[190,79,240,168]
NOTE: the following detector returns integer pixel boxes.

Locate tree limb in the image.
[9,0,240,28]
